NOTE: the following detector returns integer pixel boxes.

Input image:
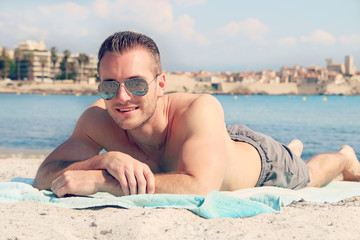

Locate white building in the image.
[326,58,345,74]
[15,40,51,81]
[345,55,356,75]
[14,40,97,82]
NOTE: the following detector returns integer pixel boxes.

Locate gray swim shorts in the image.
[227,125,310,190]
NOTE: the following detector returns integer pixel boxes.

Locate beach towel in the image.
[1,178,360,219]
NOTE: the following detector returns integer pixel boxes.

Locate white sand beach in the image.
[1,157,360,240]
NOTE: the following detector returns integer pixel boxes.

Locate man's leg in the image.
[306,145,360,187]
[287,139,303,158]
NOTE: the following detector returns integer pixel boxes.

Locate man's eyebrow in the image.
[127,75,147,79]
[101,75,148,82]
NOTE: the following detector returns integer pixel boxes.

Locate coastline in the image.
[1,79,360,96]
[1,157,360,239]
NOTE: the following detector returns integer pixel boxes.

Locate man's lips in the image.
[116,106,139,113]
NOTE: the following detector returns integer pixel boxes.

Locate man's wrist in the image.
[94,152,110,169]
[97,170,123,196]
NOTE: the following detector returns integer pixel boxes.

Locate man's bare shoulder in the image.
[165,93,221,113]
[74,99,117,138]
[78,99,107,124]
[164,93,225,136]
[165,93,223,119]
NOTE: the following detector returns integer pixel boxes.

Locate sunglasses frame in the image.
[98,74,160,100]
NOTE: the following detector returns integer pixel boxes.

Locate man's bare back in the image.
[33,31,360,197]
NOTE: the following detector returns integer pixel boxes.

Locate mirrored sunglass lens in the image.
[124,78,149,96]
[98,81,119,100]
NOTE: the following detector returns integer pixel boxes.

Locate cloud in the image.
[220,18,269,41]
[17,24,48,41]
[90,0,210,46]
[81,29,89,37]
[340,34,360,46]
[0,0,211,54]
[92,0,109,17]
[300,29,336,45]
[276,37,297,47]
[175,15,195,40]
[96,0,174,33]
[37,2,90,20]
[172,0,207,7]
[173,14,210,46]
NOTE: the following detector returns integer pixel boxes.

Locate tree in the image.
[0,48,11,79]
[77,53,89,82]
[50,47,58,80]
[0,59,6,79]
[14,49,24,80]
[39,55,48,81]
[68,62,77,80]
[24,52,34,81]
[63,50,71,80]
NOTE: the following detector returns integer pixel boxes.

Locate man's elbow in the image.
[33,171,51,190]
[32,163,58,190]
[194,178,222,196]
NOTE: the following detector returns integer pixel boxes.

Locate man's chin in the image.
[114,121,141,131]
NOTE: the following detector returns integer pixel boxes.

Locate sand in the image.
[0,158,360,240]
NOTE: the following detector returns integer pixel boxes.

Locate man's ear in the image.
[157,73,166,97]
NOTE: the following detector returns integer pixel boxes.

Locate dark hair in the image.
[98,31,162,76]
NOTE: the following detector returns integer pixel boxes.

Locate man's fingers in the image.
[51,176,69,197]
[135,170,147,195]
[106,161,155,195]
[107,167,130,196]
[117,172,130,196]
[52,186,67,198]
[125,170,138,195]
[144,167,155,194]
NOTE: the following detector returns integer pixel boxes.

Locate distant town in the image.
[0,40,359,95]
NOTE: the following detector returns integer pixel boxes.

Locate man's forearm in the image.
[33,153,108,190]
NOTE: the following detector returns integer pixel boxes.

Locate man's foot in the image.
[288,139,303,158]
[340,145,360,182]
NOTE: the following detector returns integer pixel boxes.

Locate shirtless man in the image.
[33,31,360,197]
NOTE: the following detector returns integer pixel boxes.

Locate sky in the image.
[0,0,359,73]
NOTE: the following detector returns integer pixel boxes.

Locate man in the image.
[33,31,360,197]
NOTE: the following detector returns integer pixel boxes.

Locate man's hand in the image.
[51,170,113,197]
[103,152,155,196]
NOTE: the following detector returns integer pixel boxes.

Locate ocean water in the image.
[0,93,359,160]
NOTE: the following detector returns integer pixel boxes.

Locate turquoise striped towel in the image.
[1,178,359,219]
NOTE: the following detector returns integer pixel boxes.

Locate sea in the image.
[0,93,359,160]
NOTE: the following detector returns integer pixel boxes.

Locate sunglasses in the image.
[98,75,159,100]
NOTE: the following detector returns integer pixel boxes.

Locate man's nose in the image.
[115,84,132,103]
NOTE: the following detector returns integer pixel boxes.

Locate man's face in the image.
[98,49,163,130]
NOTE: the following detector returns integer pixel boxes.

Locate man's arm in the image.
[33,138,101,190]
[34,140,155,197]
[33,103,108,190]
[33,103,155,196]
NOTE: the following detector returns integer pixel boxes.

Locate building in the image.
[0,46,14,59]
[13,40,97,82]
[257,69,279,83]
[194,70,225,83]
[279,65,307,83]
[14,40,51,81]
[307,65,328,82]
[345,55,356,75]
[52,52,97,82]
[326,58,345,74]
